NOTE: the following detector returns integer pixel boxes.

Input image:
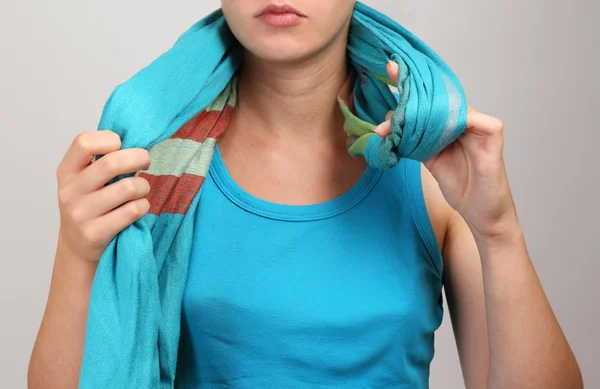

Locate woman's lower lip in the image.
[259,12,303,27]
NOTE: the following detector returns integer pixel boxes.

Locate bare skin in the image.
[28,132,152,388]
[28,1,583,388]
[378,61,583,388]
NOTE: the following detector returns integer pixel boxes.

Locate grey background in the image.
[1,0,598,387]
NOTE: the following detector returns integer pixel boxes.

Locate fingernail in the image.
[373,122,388,136]
[387,60,398,72]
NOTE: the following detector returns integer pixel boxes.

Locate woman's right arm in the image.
[28,131,151,389]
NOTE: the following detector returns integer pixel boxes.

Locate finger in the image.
[386,60,399,84]
[75,148,151,194]
[374,119,392,137]
[86,198,151,243]
[71,176,151,222]
[466,111,504,136]
[58,130,122,184]
[385,110,393,121]
[467,105,477,113]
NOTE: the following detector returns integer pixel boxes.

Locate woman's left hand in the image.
[375,60,519,240]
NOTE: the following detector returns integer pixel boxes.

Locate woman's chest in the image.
[183,173,444,341]
[176,165,444,386]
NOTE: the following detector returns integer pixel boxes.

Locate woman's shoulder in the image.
[380,158,452,255]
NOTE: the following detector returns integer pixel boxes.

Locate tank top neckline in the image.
[209,144,383,222]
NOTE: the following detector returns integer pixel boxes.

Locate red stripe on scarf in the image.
[140,172,205,215]
[173,105,233,142]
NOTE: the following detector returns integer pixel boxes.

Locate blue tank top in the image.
[175,144,444,388]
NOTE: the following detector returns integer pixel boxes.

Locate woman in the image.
[28,1,582,388]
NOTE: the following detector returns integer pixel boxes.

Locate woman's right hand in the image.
[56,130,152,263]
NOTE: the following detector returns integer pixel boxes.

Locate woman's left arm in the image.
[378,60,583,389]
[442,197,583,389]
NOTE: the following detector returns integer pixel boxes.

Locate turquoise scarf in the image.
[79,2,467,387]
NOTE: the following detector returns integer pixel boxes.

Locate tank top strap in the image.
[402,158,444,278]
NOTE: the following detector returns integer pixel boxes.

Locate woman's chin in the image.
[246,44,320,65]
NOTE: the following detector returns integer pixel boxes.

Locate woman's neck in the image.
[231,39,350,146]
[216,27,369,206]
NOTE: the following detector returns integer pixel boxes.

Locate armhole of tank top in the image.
[404,158,444,278]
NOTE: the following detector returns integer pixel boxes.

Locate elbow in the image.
[27,355,41,389]
[569,352,584,389]
[27,351,48,389]
[27,352,75,389]
[572,365,584,389]
[560,355,584,389]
